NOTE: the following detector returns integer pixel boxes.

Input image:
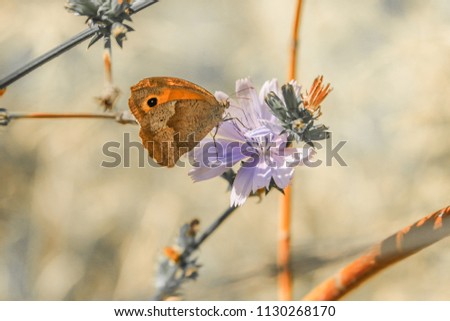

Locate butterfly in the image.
[128,77,228,167]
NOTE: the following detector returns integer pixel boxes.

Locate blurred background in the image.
[0,0,449,300]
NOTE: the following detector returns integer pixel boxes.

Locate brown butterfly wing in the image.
[167,99,226,165]
[129,79,176,166]
[128,77,227,167]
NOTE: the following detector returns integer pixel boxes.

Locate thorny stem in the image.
[0,0,159,89]
[278,0,303,301]
[302,206,450,300]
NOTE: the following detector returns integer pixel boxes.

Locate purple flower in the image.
[189,78,314,207]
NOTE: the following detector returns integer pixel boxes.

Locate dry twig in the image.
[302,206,450,300]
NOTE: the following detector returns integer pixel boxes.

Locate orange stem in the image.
[103,47,113,85]
[302,206,450,300]
[278,184,293,300]
[289,0,303,81]
[278,0,303,301]
[8,112,116,120]
[1,110,137,125]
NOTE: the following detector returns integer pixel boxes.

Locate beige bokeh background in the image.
[0,0,449,300]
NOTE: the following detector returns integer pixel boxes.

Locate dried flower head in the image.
[265,76,332,144]
[154,219,202,300]
[303,75,332,117]
[65,0,135,47]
